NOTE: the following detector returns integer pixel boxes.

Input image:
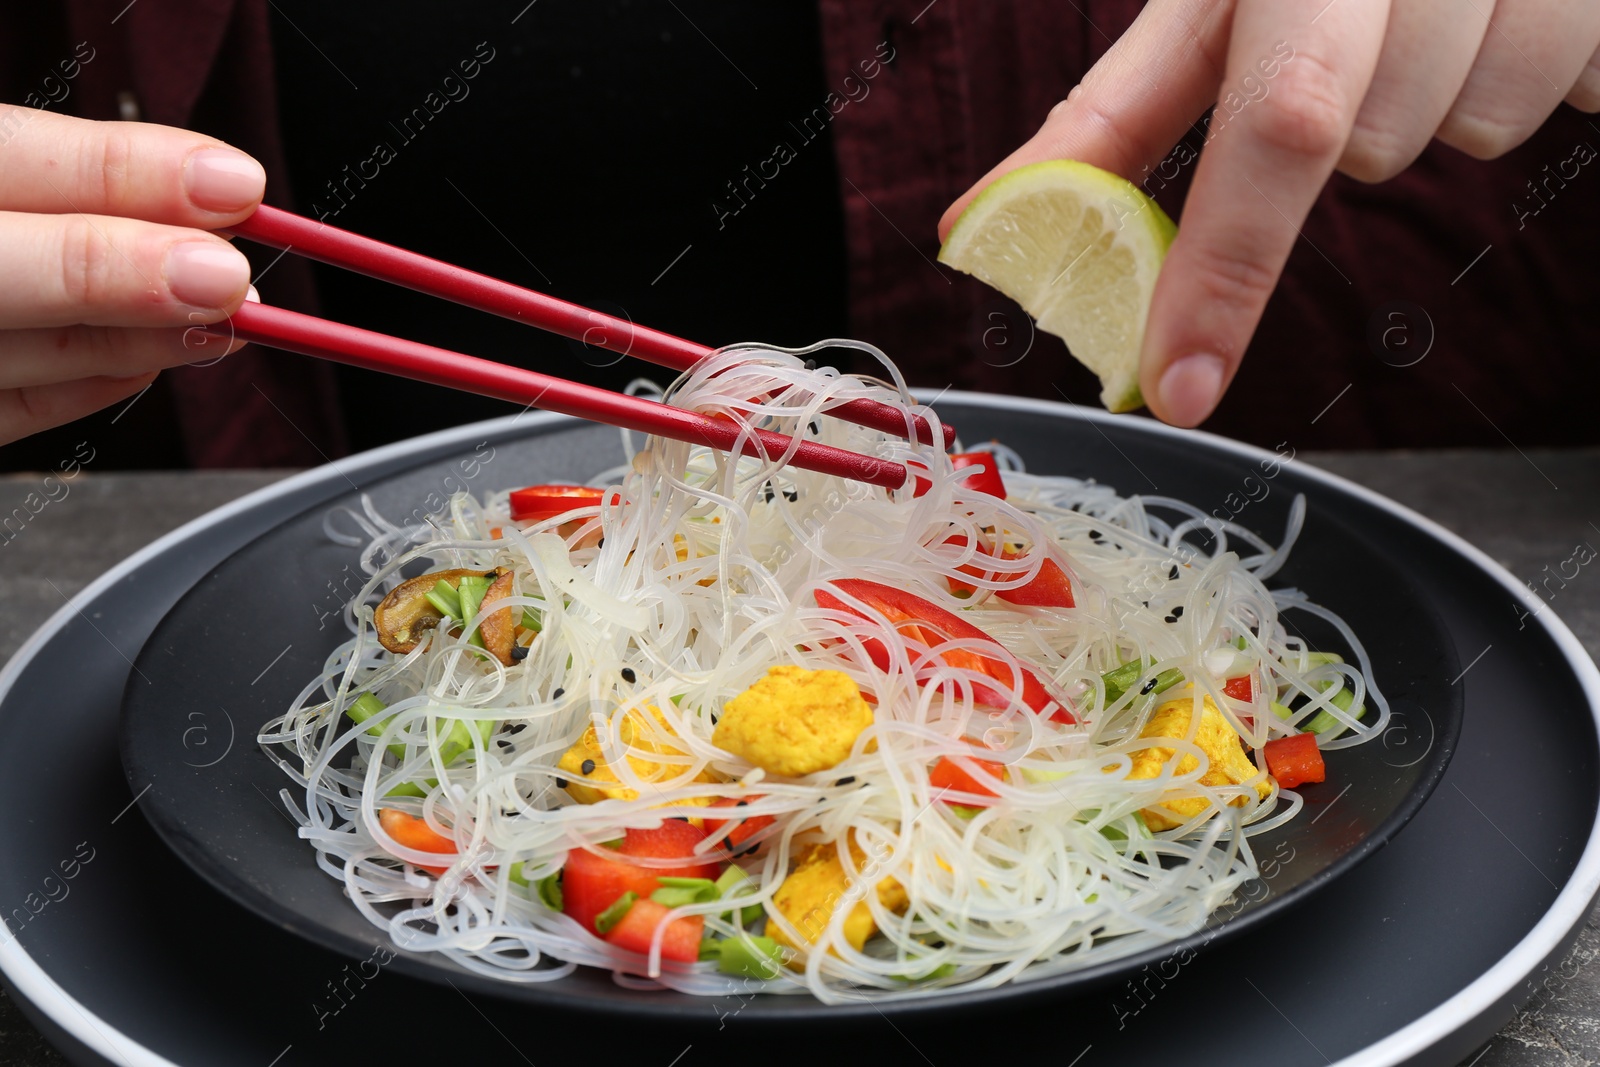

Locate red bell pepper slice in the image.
[910,452,1008,499]
[929,752,1005,806]
[509,484,607,523]
[1222,675,1254,701]
[702,796,776,852]
[378,808,456,874]
[614,820,723,876]
[942,533,1075,608]
[602,897,705,963]
[815,578,1072,723]
[1263,732,1326,789]
[562,822,721,934]
[951,452,1007,498]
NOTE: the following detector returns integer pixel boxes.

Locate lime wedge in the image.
[938,161,1175,412]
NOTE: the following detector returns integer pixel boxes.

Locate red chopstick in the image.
[217,302,911,490]
[228,206,954,450]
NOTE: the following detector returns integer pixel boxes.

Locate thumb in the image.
[938,0,1232,242]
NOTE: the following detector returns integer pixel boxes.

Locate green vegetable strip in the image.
[652,876,719,906]
[345,692,407,760]
[713,865,765,925]
[456,575,490,648]
[716,935,786,978]
[346,692,387,727]
[1101,661,1142,704]
[1270,658,1367,736]
[1302,685,1365,736]
[1102,660,1185,705]
[425,579,461,619]
[594,891,637,934]
[435,716,496,764]
[536,872,563,911]
[657,876,718,892]
[713,866,749,894]
[893,960,958,982]
[1098,810,1151,842]
[651,886,712,907]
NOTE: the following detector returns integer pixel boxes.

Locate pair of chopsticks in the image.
[218,206,951,489]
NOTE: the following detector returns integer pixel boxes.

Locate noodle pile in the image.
[260,341,1388,1001]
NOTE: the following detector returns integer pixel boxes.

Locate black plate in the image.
[118,398,1461,1016]
[4,397,1598,1065]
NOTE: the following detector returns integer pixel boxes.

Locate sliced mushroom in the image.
[478,568,518,667]
[373,567,494,655]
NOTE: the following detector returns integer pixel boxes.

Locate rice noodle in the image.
[259,342,1387,1002]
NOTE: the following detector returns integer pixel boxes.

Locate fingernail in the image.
[184,148,266,213]
[165,241,251,308]
[245,284,261,304]
[1156,354,1225,426]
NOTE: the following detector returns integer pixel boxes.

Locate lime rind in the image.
[938,161,1175,412]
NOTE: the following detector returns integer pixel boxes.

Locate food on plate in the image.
[711,665,875,778]
[261,343,1385,1001]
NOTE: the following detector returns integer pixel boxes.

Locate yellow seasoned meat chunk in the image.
[1128,695,1272,830]
[765,836,908,963]
[712,665,874,777]
[557,704,721,806]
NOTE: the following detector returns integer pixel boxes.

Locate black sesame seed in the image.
[1168,566,1181,580]
[1089,530,1103,541]
[506,723,528,735]
[671,815,690,823]
[501,808,520,817]
[732,843,757,858]
[834,776,856,787]
[1139,678,1159,695]
[620,667,637,683]
[783,490,798,502]
[735,800,749,808]
[497,740,517,752]
[552,687,565,699]
[580,759,595,775]
[597,537,605,548]
[555,778,569,790]
[510,645,530,662]
[1169,605,1184,619]
[1164,615,1178,624]
[803,359,817,371]
[808,421,821,435]
[710,713,719,725]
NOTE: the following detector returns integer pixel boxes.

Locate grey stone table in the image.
[1,454,1597,1066]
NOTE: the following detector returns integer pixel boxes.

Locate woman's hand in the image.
[939,0,1600,426]
[0,107,263,447]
